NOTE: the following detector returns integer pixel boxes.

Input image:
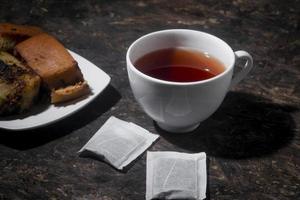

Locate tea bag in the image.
[146,151,206,200]
[79,116,159,170]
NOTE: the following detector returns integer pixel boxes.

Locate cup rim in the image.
[126,29,235,86]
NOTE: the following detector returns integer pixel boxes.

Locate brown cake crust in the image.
[0,23,43,38]
[0,23,44,51]
[15,33,84,89]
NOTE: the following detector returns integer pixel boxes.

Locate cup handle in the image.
[230,50,253,87]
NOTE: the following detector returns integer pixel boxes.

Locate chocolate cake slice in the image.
[0,51,41,116]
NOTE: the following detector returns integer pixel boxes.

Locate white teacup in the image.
[126,29,253,133]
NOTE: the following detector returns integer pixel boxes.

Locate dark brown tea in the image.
[134,48,225,82]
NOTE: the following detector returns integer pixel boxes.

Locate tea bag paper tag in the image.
[79,116,159,170]
[146,151,207,200]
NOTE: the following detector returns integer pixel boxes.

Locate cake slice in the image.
[0,51,41,115]
[0,23,43,51]
[15,33,90,104]
[51,81,90,104]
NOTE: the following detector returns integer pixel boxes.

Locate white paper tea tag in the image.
[79,116,159,170]
[146,151,207,200]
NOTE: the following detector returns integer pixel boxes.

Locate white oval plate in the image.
[0,50,111,131]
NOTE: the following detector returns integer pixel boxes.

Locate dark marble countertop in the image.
[0,0,299,199]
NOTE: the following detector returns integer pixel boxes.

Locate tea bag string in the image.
[162,160,177,188]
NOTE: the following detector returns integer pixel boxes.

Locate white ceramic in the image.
[127,29,253,133]
[0,50,111,131]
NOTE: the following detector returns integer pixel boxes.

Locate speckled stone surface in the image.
[0,0,299,199]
